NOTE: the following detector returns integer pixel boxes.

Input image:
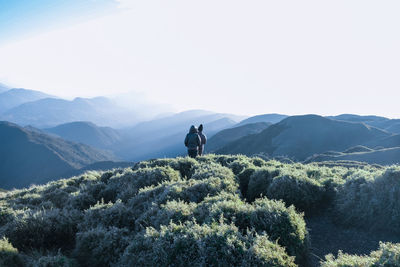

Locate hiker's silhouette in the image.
[198,124,207,156]
[184,125,201,158]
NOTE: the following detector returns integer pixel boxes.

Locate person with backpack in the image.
[184,125,201,158]
[198,124,207,156]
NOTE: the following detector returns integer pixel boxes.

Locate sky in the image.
[0,0,399,117]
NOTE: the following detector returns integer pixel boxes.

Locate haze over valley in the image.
[1,84,400,190]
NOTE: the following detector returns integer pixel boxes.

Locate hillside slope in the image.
[0,121,115,189]
[217,115,391,160]
[1,155,400,266]
[44,121,122,149]
[207,122,271,152]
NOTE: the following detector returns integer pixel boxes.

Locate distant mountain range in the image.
[1,96,140,128]
[0,121,116,189]
[0,88,53,113]
[328,114,400,134]
[217,115,395,161]
[0,85,167,128]
[44,121,122,150]
[236,113,288,126]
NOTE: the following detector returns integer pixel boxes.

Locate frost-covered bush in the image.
[80,200,134,230]
[191,162,235,181]
[27,251,77,267]
[247,167,280,201]
[134,199,196,231]
[197,195,309,262]
[131,175,238,209]
[108,166,181,202]
[5,155,379,266]
[6,208,82,251]
[321,242,400,267]
[74,226,131,267]
[237,166,257,199]
[227,157,255,175]
[0,237,23,267]
[334,167,400,231]
[173,157,199,178]
[133,158,177,170]
[118,221,296,267]
[267,174,325,213]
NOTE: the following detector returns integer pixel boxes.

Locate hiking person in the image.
[184,125,201,158]
[198,124,207,156]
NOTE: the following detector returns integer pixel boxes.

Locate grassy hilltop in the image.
[1,155,400,266]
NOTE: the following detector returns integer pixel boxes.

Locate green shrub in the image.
[6,155,391,266]
[228,157,255,175]
[247,167,280,201]
[251,157,266,167]
[237,166,257,200]
[118,221,296,267]
[6,208,82,251]
[110,166,181,202]
[0,237,24,267]
[80,200,134,231]
[213,154,238,167]
[197,195,309,262]
[74,226,132,267]
[133,158,177,170]
[41,188,71,209]
[191,162,235,181]
[321,242,400,267]
[173,157,199,179]
[267,174,325,213]
[27,251,77,267]
[131,175,238,208]
[334,167,400,231]
[134,199,196,231]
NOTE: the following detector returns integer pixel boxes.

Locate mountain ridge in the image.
[0,121,116,189]
[217,114,392,161]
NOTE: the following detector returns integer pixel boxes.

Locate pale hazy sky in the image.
[0,0,399,117]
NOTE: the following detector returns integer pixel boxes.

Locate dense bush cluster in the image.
[334,167,400,232]
[321,242,400,266]
[1,154,399,266]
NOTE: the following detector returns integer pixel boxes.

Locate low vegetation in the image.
[321,242,400,266]
[0,154,399,266]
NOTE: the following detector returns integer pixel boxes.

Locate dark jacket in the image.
[184,126,201,150]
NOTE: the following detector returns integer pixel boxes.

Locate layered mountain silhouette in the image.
[0,121,116,189]
[236,113,288,126]
[44,121,122,150]
[217,115,393,161]
[1,96,137,128]
[329,114,400,134]
[207,122,271,152]
[0,88,53,113]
